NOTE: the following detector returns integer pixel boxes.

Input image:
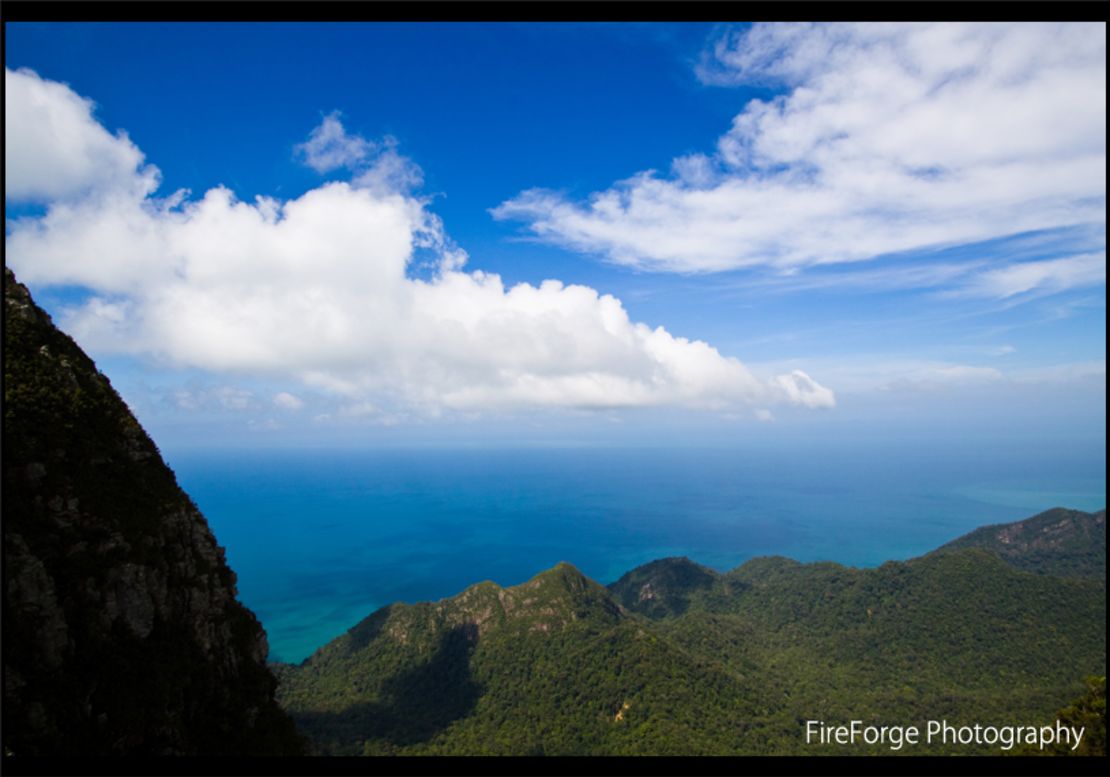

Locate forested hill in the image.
[278,508,1106,755]
[931,507,1106,578]
[3,268,304,755]
[608,556,721,618]
[275,562,779,755]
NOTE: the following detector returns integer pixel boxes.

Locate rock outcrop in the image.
[2,268,303,755]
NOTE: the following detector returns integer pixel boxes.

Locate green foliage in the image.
[278,565,780,755]
[934,507,1106,579]
[1059,676,1106,756]
[609,556,722,618]
[1014,676,1106,756]
[278,537,1105,755]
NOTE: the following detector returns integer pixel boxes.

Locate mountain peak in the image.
[490,561,623,634]
[933,507,1106,578]
[308,562,626,669]
[521,560,590,588]
[609,556,720,619]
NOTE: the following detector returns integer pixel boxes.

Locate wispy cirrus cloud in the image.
[172,385,256,412]
[493,23,1106,276]
[736,249,1106,301]
[952,252,1106,300]
[751,355,1104,397]
[273,392,305,411]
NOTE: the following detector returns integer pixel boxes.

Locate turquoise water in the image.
[168,441,1106,664]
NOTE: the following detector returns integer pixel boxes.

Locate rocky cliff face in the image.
[2,268,303,755]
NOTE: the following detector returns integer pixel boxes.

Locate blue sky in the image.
[4,22,1106,451]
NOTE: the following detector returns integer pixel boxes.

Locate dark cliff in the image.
[2,268,303,755]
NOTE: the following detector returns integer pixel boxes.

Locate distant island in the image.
[3,267,1105,757]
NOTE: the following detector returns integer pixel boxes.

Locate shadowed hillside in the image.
[3,268,304,755]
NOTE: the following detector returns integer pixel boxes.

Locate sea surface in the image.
[168,441,1106,664]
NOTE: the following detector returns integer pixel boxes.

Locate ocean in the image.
[168,441,1106,664]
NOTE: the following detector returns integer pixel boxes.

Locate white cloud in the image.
[882,364,1004,392]
[5,70,833,417]
[294,111,373,173]
[752,357,1010,395]
[351,137,424,196]
[295,112,424,195]
[273,391,305,410]
[5,67,160,202]
[774,370,837,407]
[172,386,255,412]
[493,23,1106,274]
[757,355,1105,400]
[953,252,1106,299]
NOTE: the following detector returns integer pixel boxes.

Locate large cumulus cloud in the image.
[4,67,834,417]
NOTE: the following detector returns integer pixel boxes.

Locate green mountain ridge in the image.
[277,507,1106,755]
[932,506,1106,579]
[276,561,783,755]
